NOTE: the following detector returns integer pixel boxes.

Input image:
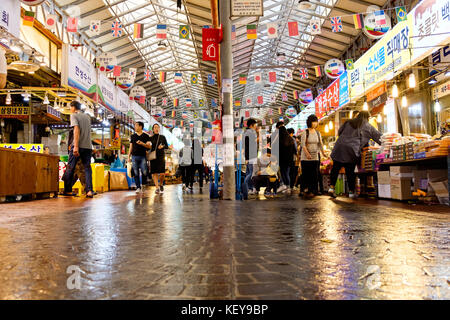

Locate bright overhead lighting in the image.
[5,92,11,105]
[324,123,329,133]
[298,0,315,10]
[10,42,21,53]
[349,110,353,119]
[428,78,437,85]
[328,120,333,130]
[391,83,399,97]
[408,73,416,88]
[43,94,49,105]
[363,101,369,111]
[435,100,441,112]
[23,93,29,102]
[401,96,407,107]
[377,114,382,123]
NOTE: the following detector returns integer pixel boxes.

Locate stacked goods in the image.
[380,133,402,157]
[391,144,405,161]
[361,147,373,170]
[389,166,414,200]
[377,170,391,198]
[405,142,414,160]
[425,138,450,157]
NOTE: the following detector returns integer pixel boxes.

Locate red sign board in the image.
[315,78,340,119]
[202,28,219,61]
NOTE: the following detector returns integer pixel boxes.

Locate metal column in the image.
[219,0,235,200]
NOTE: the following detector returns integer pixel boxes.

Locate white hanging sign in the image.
[231,0,263,17]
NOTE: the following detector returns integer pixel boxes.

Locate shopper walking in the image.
[179,138,192,191]
[328,111,381,198]
[128,121,151,193]
[252,148,279,198]
[243,119,258,199]
[62,101,94,198]
[149,124,169,194]
[188,138,204,191]
[277,125,295,194]
[287,128,298,190]
[300,115,324,199]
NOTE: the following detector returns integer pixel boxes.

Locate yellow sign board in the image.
[0,106,30,118]
[1,144,44,153]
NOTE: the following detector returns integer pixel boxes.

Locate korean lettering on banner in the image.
[231,0,263,16]
[0,106,30,117]
[315,78,340,119]
[97,71,116,112]
[1,144,43,153]
[63,45,97,97]
[339,71,349,108]
[0,0,20,38]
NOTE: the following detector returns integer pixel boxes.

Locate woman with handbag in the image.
[128,121,151,193]
[148,124,169,194]
[328,111,381,198]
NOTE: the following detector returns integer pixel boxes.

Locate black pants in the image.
[252,175,278,193]
[180,166,190,186]
[317,162,324,193]
[290,166,298,188]
[301,160,319,194]
[189,164,204,188]
[330,160,357,193]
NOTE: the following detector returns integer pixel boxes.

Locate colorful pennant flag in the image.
[179,25,189,39]
[317,86,324,95]
[266,22,278,39]
[288,21,299,37]
[173,98,179,107]
[185,98,192,107]
[396,6,407,22]
[23,11,35,27]
[278,107,283,114]
[170,110,176,118]
[257,96,263,105]
[268,71,276,83]
[247,24,257,39]
[139,96,145,104]
[211,98,217,107]
[270,94,276,103]
[174,72,183,83]
[353,13,364,29]
[161,109,166,117]
[374,10,386,26]
[246,97,252,106]
[314,66,322,77]
[133,23,144,39]
[113,65,121,77]
[310,19,321,35]
[345,59,354,70]
[285,70,293,81]
[144,69,151,81]
[162,97,168,106]
[151,97,157,105]
[330,16,342,33]
[254,73,262,84]
[129,68,137,80]
[234,99,241,107]
[111,21,122,37]
[231,25,236,40]
[199,99,205,107]
[207,73,216,85]
[299,68,308,80]
[67,17,79,33]
[159,71,166,83]
[293,90,299,100]
[156,24,167,39]
[191,74,198,84]
[268,108,273,116]
[239,74,247,84]
[45,14,57,30]
[281,92,288,102]
[245,110,251,118]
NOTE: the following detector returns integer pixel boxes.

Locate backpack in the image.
[180,146,192,166]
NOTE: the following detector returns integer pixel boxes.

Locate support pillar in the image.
[219,0,235,200]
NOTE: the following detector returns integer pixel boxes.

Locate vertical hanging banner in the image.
[1,0,20,38]
[202,27,220,61]
[231,0,263,17]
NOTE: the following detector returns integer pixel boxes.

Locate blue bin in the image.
[110,168,140,189]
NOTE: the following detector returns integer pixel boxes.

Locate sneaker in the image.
[264,191,272,198]
[141,186,145,192]
[155,188,160,194]
[182,185,186,191]
[136,188,141,193]
[277,184,287,193]
[328,188,337,198]
[349,192,357,199]
[160,185,164,193]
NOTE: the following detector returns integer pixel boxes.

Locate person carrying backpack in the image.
[179,138,192,191]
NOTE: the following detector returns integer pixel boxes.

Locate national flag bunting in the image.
[113,65,121,77]
[191,74,198,84]
[174,72,182,83]
[171,110,176,118]
[330,17,342,32]
[151,97,157,105]
[266,22,278,39]
[162,97,168,106]
[231,25,236,40]
[293,90,299,100]
[199,99,205,107]
[270,94,276,103]
[185,98,192,107]
[288,21,299,36]
[310,19,321,35]
[246,24,257,39]
[299,68,308,79]
[173,98,179,107]
[211,98,217,107]
[144,69,151,81]
[374,10,386,26]
[353,14,364,29]
[268,108,273,116]
[281,92,288,102]
[257,96,263,105]
[159,71,166,83]
[67,17,78,32]
[45,14,57,30]
[23,9,35,27]
[246,97,252,106]
[111,21,122,37]
[239,74,247,85]
[268,72,276,83]
[396,6,407,22]
[207,74,216,85]
[317,86,324,95]
[156,24,167,39]
[179,25,189,39]
[133,23,144,39]
[129,68,137,80]
[89,20,101,34]
[234,99,241,107]
[278,107,283,114]
[314,66,322,77]
[345,59,354,70]
[254,73,262,84]
[285,70,293,81]
[139,96,145,104]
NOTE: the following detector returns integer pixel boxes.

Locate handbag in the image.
[146,134,160,161]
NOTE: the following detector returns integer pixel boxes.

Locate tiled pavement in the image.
[0,184,448,300]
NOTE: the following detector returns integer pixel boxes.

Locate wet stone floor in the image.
[0,184,449,300]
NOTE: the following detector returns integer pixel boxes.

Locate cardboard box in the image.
[377,171,391,184]
[427,169,448,182]
[390,177,413,200]
[378,184,391,198]
[413,169,428,190]
[390,166,414,178]
[428,181,449,197]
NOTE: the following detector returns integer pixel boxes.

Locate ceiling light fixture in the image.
[435,100,441,112]
[401,96,407,107]
[391,83,399,98]
[363,101,369,111]
[408,73,416,88]
[6,92,11,105]
[43,94,49,105]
